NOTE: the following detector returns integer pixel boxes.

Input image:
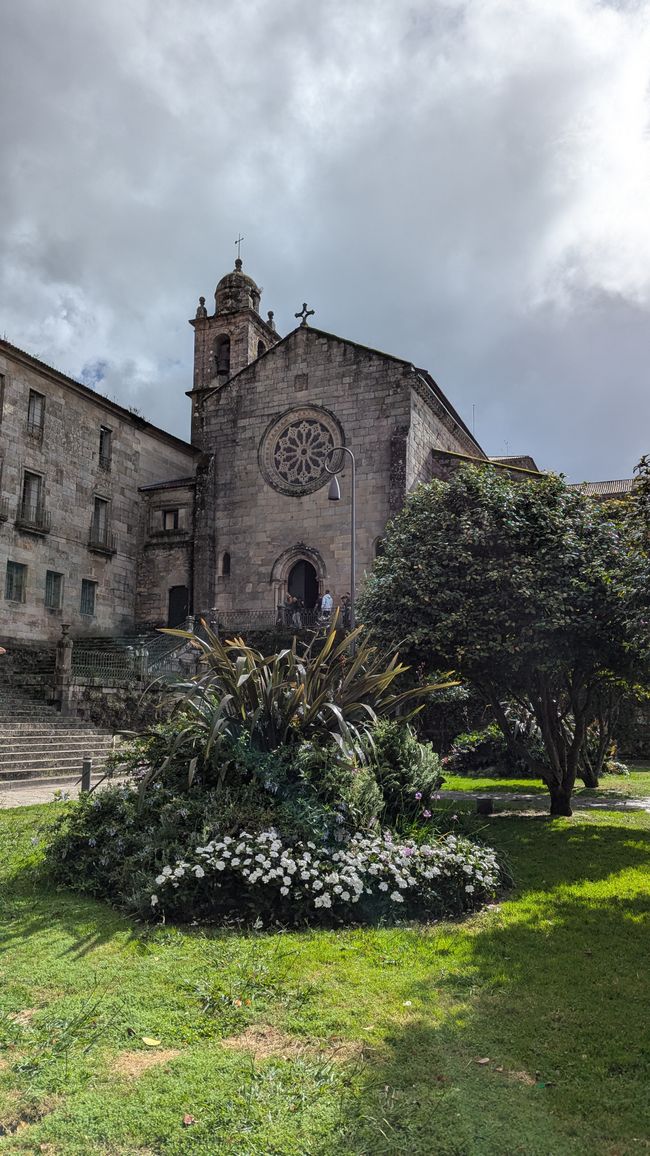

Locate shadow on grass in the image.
[321,818,650,1156]
[0,886,138,960]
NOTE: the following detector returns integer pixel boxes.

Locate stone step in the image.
[0,754,115,778]
[0,725,116,735]
[0,744,115,761]
[0,740,117,757]
[1,731,116,744]
[0,709,63,719]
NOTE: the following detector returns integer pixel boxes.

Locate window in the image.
[0,374,4,424]
[27,390,45,436]
[20,471,43,521]
[5,561,27,602]
[221,551,231,577]
[257,340,266,358]
[80,579,97,616]
[92,496,108,540]
[45,570,63,610]
[163,508,179,531]
[214,334,230,376]
[99,426,112,469]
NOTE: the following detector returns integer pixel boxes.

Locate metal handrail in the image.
[88,524,116,552]
[15,501,51,532]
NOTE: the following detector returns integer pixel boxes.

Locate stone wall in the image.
[407,376,484,490]
[0,341,197,644]
[136,481,195,626]
[193,327,474,615]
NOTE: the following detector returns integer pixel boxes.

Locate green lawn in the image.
[442,765,650,800]
[1,802,649,1154]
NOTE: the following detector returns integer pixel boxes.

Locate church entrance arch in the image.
[270,544,327,613]
[287,559,318,609]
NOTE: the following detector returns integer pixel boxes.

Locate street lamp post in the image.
[324,445,356,631]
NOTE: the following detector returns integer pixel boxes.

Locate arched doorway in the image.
[288,559,318,609]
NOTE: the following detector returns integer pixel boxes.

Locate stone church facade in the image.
[187,260,486,625]
[1,255,627,648]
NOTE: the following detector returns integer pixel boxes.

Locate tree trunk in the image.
[549,783,573,817]
[580,765,599,789]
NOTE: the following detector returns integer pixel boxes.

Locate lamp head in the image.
[327,474,341,501]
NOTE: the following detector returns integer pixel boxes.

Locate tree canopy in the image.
[358,466,650,815]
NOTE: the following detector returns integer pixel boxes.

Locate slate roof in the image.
[489,454,540,472]
[568,479,636,498]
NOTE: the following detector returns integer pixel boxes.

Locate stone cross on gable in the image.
[295,303,315,327]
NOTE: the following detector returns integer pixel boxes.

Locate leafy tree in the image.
[358,466,650,815]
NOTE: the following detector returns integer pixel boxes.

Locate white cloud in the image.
[0,0,649,478]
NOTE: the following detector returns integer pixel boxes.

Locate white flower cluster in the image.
[149,830,502,917]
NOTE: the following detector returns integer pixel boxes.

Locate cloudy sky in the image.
[1,0,649,481]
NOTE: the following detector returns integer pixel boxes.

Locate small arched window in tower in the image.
[375,537,385,559]
[257,340,265,358]
[221,551,231,577]
[214,334,230,377]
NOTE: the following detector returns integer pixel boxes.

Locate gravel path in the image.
[432,789,650,812]
[1,778,648,812]
[0,774,119,808]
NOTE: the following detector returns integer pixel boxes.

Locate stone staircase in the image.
[0,685,120,782]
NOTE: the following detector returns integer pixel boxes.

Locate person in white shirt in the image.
[321,589,333,618]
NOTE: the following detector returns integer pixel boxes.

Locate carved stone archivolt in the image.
[258,406,345,496]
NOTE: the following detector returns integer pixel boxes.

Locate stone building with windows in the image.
[0,339,197,644]
[1,256,634,648]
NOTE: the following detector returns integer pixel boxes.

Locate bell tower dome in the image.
[189,256,280,396]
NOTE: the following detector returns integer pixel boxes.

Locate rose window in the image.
[258,406,345,496]
[273,420,334,485]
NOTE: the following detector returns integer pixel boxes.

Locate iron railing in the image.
[216,608,338,633]
[71,649,141,685]
[71,642,188,685]
[15,501,51,533]
[88,524,117,553]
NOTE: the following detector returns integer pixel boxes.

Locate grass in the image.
[442,764,650,800]
[0,796,649,1154]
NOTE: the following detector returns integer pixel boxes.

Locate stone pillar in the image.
[54,623,73,715]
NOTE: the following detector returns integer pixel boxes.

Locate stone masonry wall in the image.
[0,344,196,644]
[136,483,195,626]
[193,328,473,616]
[407,378,485,490]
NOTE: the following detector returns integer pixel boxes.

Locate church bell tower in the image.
[189,257,279,410]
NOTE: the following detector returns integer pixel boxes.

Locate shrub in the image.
[44,778,342,904]
[146,827,505,926]
[141,621,454,792]
[444,724,514,775]
[366,720,444,822]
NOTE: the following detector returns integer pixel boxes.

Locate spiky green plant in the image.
[141,621,455,793]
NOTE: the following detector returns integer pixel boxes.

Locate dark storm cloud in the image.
[1,0,649,480]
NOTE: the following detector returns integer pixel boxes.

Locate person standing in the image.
[321,589,333,620]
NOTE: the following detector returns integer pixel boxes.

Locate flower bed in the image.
[149,828,504,926]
